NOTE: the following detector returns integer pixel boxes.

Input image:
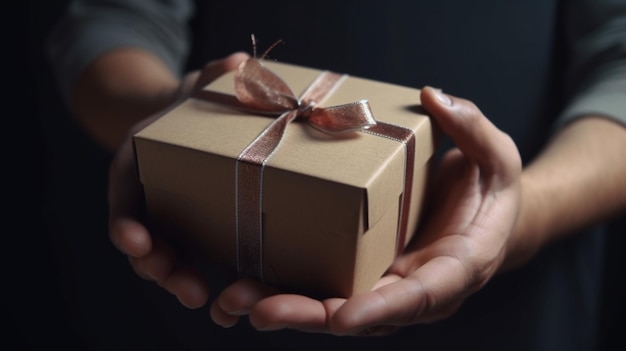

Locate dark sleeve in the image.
[556,0,626,129]
[46,0,195,104]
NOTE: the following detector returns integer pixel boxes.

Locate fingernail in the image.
[433,90,452,106]
[218,301,248,316]
[217,319,238,328]
[255,323,283,331]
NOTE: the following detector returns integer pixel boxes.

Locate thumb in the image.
[420,86,521,185]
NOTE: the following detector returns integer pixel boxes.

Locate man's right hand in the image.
[107,52,250,308]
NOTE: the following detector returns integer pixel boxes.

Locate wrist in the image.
[71,48,181,152]
[501,171,548,271]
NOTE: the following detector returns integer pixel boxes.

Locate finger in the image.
[420,86,520,186]
[109,218,152,257]
[249,294,342,333]
[128,256,152,281]
[355,325,401,337]
[215,278,280,316]
[160,267,210,309]
[210,299,240,328]
[213,278,342,333]
[127,238,176,281]
[210,278,279,328]
[371,273,403,290]
[330,254,470,334]
[123,232,209,309]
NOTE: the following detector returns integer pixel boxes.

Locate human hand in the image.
[107,52,250,308]
[209,86,523,335]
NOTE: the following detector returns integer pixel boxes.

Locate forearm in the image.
[504,116,626,270]
[70,48,181,152]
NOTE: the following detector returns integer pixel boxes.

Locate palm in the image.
[211,88,522,336]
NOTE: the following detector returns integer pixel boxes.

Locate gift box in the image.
[133,60,435,298]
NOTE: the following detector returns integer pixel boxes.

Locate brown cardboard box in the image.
[133,60,435,298]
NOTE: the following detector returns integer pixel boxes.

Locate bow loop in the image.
[305,100,376,134]
[234,59,299,113]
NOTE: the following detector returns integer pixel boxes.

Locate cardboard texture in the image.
[134,61,435,298]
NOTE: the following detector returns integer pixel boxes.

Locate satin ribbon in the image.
[192,59,415,281]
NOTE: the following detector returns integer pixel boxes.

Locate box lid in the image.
[135,61,433,232]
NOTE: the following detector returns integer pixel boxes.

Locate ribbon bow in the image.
[233,58,376,133]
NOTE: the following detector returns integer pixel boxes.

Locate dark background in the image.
[14,1,625,349]
[15,1,100,349]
